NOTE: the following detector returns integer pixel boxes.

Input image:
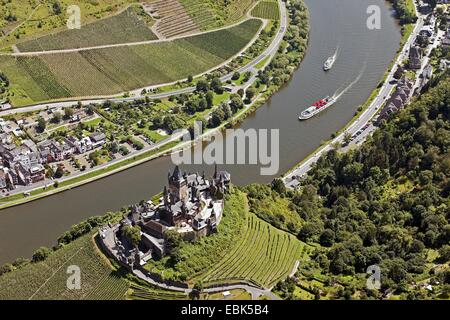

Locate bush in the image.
[0,263,14,276]
[32,247,52,262]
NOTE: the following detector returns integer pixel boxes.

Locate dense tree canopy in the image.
[250,73,450,298]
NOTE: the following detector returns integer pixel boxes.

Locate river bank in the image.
[283,0,420,184]
[0,0,303,210]
[0,0,401,265]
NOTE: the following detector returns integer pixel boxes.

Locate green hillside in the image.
[16,6,157,52]
[0,19,262,106]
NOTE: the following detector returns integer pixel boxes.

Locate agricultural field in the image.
[178,0,218,31]
[143,0,260,39]
[0,0,136,51]
[0,233,129,300]
[251,0,280,20]
[16,5,158,52]
[0,19,262,106]
[146,0,207,39]
[225,0,259,23]
[176,0,259,31]
[201,213,307,288]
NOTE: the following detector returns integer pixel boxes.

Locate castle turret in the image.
[163,186,169,208]
[168,166,188,203]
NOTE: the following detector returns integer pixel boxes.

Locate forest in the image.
[246,72,450,299]
[388,0,418,24]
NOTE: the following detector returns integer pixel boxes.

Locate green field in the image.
[178,0,218,30]
[0,19,262,106]
[179,0,258,29]
[16,6,157,52]
[0,0,136,50]
[225,0,259,23]
[251,0,280,20]
[0,0,259,51]
[0,234,129,300]
[201,212,306,288]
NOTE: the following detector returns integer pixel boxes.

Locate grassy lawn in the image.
[213,91,231,105]
[82,117,103,127]
[230,290,252,300]
[134,127,166,143]
[255,56,271,69]
[203,289,252,300]
[400,23,415,48]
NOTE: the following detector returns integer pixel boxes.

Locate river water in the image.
[0,0,401,264]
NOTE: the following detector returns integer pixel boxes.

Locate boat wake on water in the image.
[333,61,367,101]
[299,60,367,121]
[323,46,339,71]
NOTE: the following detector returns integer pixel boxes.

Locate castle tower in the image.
[163,186,169,208]
[168,166,188,203]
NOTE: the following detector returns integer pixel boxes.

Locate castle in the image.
[100,166,231,266]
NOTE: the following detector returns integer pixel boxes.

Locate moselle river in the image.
[0,0,401,264]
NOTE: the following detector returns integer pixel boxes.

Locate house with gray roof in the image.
[377,77,413,124]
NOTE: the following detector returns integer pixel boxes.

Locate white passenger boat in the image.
[299,96,337,120]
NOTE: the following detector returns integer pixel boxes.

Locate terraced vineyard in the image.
[17,6,158,52]
[226,0,259,22]
[201,213,307,289]
[251,0,280,20]
[147,0,217,38]
[179,0,219,30]
[0,233,129,300]
[0,19,262,106]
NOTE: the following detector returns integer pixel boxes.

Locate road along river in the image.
[0,0,401,264]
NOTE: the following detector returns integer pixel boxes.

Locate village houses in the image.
[0,114,107,191]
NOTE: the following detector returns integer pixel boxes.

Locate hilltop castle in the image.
[141,164,231,240]
[100,165,231,266]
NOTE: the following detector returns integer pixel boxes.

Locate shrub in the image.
[32,247,52,262]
